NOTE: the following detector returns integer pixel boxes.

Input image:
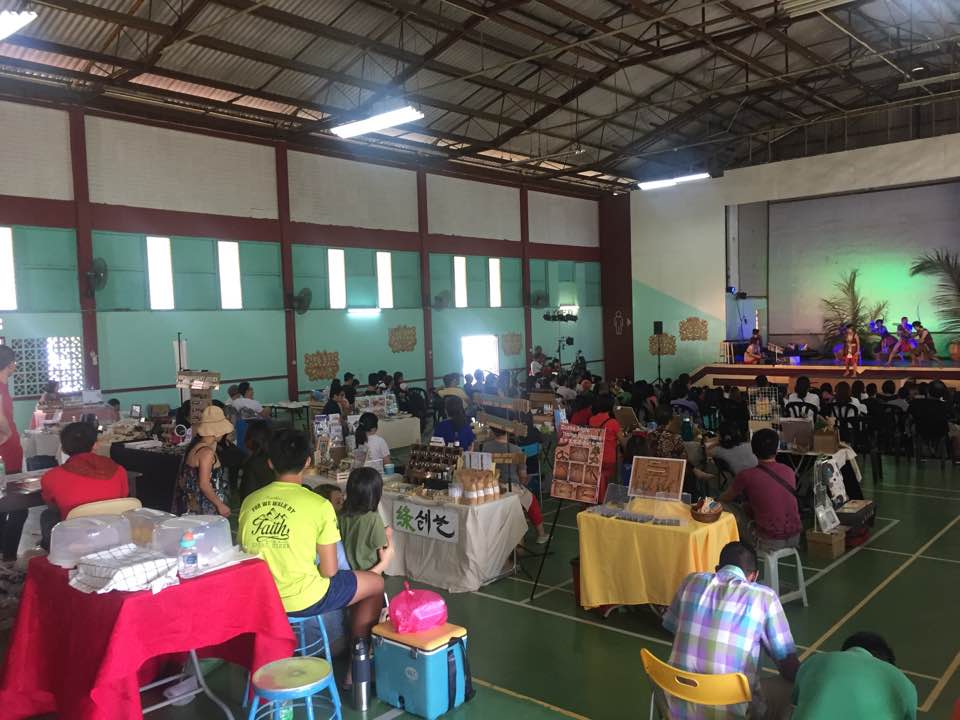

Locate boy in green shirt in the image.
[239,429,384,685]
[792,632,917,719]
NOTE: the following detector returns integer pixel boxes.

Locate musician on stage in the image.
[885,316,914,366]
[743,329,763,365]
[912,322,941,366]
[843,327,861,377]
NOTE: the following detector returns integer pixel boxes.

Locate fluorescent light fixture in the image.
[327,248,346,309]
[146,236,175,310]
[558,305,580,316]
[331,106,425,139]
[0,227,16,311]
[638,172,710,191]
[376,251,393,309]
[453,256,468,308]
[0,11,37,42]
[778,0,853,17]
[347,308,381,317]
[900,70,960,90]
[217,240,242,310]
[488,258,501,308]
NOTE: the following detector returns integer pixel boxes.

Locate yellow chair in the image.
[66,497,142,520]
[641,648,752,720]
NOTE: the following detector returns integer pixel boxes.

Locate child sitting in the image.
[339,467,394,574]
[481,426,548,544]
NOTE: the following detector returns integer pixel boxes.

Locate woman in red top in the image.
[0,345,27,561]
[568,394,594,426]
[41,422,128,520]
[587,395,622,504]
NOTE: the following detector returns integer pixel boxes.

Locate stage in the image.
[690,359,960,391]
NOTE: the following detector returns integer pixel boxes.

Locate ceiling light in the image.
[778,0,854,17]
[911,66,924,72]
[347,308,381,317]
[0,10,37,42]
[331,106,424,139]
[899,70,960,90]
[638,172,710,191]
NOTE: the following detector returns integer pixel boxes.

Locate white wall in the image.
[85,117,277,218]
[0,101,72,201]
[528,191,598,246]
[631,132,960,373]
[426,174,520,241]
[288,152,418,231]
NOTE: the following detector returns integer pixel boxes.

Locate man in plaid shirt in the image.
[661,542,799,719]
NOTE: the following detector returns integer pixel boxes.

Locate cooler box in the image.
[372,622,472,720]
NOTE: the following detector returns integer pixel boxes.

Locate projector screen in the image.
[768,181,959,334]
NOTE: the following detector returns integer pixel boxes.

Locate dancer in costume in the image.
[885,316,914,366]
[842,327,861,377]
[912,322,941,366]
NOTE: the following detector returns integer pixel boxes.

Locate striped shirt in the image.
[662,565,796,719]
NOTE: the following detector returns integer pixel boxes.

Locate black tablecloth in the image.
[109,444,184,512]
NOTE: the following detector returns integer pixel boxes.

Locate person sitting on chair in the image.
[709,420,758,476]
[661,541,798,720]
[785,376,820,416]
[719,428,802,552]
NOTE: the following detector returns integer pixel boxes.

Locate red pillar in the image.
[520,187,533,368]
[68,109,100,390]
[275,143,298,400]
[417,169,434,389]
[599,194,634,379]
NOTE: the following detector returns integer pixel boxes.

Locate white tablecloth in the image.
[378,416,421,449]
[21,431,61,460]
[380,490,528,593]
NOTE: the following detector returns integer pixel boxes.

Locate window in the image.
[376,251,393,309]
[328,248,346,309]
[488,258,501,308]
[461,334,499,378]
[217,241,243,309]
[0,227,15,311]
[146,236,175,310]
[453,256,467,308]
[9,336,84,396]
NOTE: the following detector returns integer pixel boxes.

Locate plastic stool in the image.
[247,656,342,720]
[759,547,808,607]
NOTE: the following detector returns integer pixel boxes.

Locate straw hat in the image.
[195,405,234,437]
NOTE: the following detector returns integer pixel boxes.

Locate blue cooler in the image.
[372,622,473,719]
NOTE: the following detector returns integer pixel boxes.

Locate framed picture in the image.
[628,456,686,500]
[129,404,142,420]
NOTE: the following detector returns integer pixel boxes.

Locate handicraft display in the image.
[628,456,686,500]
[679,317,709,341]
[304,351,340,381]
[648,333,677,356]
[550,423,606,504]
[388,325,417,353]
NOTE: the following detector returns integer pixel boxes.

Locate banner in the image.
[393,501,459,543]
[551,423,606,504]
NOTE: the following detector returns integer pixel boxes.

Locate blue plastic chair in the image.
[247,656,342,720]
[519,442,543,503]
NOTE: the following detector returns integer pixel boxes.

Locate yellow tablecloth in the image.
[577,498,739,608]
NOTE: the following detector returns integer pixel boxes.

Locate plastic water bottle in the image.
[681,416,694,441]
[0,457,6,479]
[352,637,372,711]
[278,701,293,720]
[178,531,198,578]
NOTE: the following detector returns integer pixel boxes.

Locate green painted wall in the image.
[530,306,604,377]
[431,307,526,378]
[12,227,79,312]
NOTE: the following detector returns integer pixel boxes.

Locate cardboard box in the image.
[836,499,875,528]
[812,428,840,454]
[806,527,846,560]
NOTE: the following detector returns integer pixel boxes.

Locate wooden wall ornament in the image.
[648,333,677,356]
[679,317,709,342]
[304,351,340,381]
[501,332,523,356]
[388,325,417,353]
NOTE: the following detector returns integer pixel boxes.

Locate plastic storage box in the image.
[372,622,470,720]
[123,507,175,546]
[49,515,132,568]
[152,515,232,567]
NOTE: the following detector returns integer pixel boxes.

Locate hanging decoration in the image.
[304,351,340,381]
[648,333,677,356]
[679,317,709,341]
[388,325,417,353]
[500,332,523,356]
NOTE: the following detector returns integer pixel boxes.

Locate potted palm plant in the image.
[820,270,888,359]
[909,250,960,362]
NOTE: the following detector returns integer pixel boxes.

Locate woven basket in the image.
[691,508,722,524]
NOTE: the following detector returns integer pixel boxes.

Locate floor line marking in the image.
[372,709,405,720]
[532,577,574,600]
[865,547,960,565]
[868,489,960,502]
[879,482,960,494]
[805,519,900,587]
[920,649,960,713]
[472,589,673,648]
[472,677,590,720]
[801,514,960,660]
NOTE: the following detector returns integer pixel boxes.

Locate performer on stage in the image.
[743,330,763,365]
[912,321,941,366]
[885,316,914,366]
[843,327,861,377]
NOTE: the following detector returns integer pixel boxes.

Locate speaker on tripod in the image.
[652,321,664,384]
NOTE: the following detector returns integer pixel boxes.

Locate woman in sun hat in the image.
[174,405,234,517]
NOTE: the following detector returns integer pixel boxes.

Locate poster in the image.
[628,456,686,500]
[393,502,459,543]
[551,423,606,504]
[355,394,389,417]
[313,413,344,446]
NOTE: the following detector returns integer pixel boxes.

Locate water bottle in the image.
[0,456,6,479]
[681,416,694,441]
[178,531,198,578]
[277,701,293,720]
[351,637,372,711]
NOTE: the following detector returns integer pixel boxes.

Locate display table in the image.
[111,442,186,512]
[21,430,61,461]
[264,401,308,424]
[0,469,140,514]
[381,490,528,593]
[378,415,422,449]
[577,497,739,608]
[0,557,295,720]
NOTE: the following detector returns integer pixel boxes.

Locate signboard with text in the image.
[550,423,606,504]
[393,502,459,544]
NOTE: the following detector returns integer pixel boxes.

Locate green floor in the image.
[7,457,960,719]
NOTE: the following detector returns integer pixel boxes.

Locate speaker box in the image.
[653,321,663,334]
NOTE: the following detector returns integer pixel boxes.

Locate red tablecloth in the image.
[0,556,296,720]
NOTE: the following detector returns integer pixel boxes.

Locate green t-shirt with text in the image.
[239,481,340,613]
[338,511,387,572]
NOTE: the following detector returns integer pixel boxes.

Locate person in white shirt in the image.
[834,381,867,415]
[232,382,269,419]
[355,412,391,466]
[556,376,577,403]
[784,376,820,416]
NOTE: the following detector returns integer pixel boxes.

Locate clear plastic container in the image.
[49,515,132,568]
[152,515,232,567]
[123,507,175,547]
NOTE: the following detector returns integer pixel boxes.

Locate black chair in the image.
[430,391,446,428]
[833,402,882,482]
[908,399,951,468]
[878,404,907,461]
[783,401,819,420]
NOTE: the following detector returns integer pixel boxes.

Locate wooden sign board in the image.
[189,388,212,426]
[474,394,531,413]
[551,423,606,505]
[628,456,686,500]
[176,370,221,390]
[614,406,641,433]
[476,411,528,438]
